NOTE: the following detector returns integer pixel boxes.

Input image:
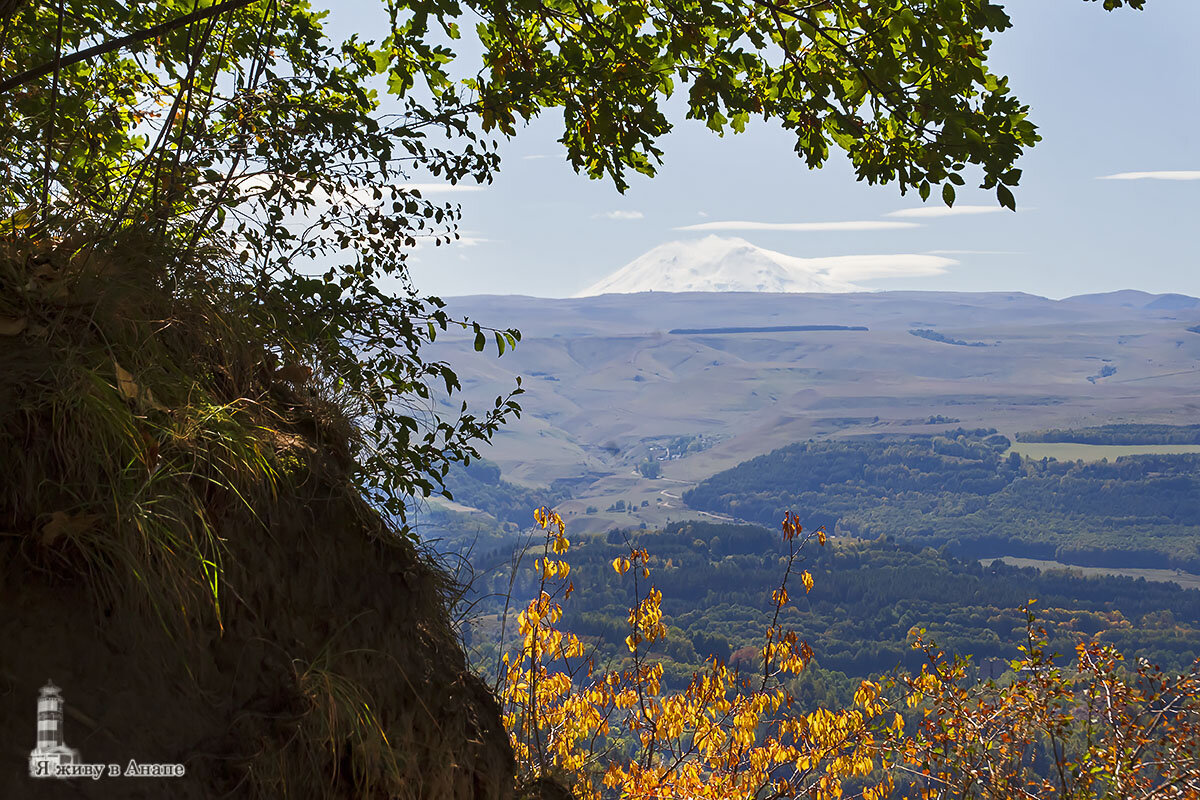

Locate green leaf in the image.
[942,183,956,208]
[997,184,1016,211]
[474,331,486,351]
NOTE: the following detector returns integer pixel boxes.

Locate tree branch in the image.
[0,0,265,96]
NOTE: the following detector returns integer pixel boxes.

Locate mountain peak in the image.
[574,235,955,297]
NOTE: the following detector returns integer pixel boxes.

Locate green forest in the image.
[445,459,570,527]
[1017,423,1200,445]
[683,429,1200,570]
[465,520,1200,698]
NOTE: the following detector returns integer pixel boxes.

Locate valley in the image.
[415,288,1200,729]
[426,288,1200,540]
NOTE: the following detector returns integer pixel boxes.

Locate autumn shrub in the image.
[885,610,1200,799]
[496,510,1200,800]
[498,510,891,800]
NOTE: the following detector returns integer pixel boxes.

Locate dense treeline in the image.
[466,521,1200,695]
[683,432,1200,570]
[415,506,520,557]
[414,460,569,555]
[442,459,570,527]
[1017,423,1200,445]
[908,329,990,347]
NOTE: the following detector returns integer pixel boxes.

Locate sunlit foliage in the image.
[888,609,1200,799]
[500,510,890,800]
[499,510,1200,799]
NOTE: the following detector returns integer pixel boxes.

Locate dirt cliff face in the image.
[1,493,515,799]
[0,236,515,798]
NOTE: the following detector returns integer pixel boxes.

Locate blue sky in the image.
[339,0,1200,299]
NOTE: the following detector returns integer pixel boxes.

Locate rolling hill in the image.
[428,289,1200,523]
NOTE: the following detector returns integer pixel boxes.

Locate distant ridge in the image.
[434,290,1200,492]
[1063,290,1200,310]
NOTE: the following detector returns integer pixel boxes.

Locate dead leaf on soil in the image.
[114,360,166,411]
[40,511,100,546]
[40,278,71,301]
[29,262,57,281]
[0,316,27,336]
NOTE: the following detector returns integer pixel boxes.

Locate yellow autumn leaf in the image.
[801,570,814,593]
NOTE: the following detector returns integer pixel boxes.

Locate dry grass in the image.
[0,229,280,630]
[0,226,514,798]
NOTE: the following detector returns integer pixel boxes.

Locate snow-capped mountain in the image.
[574,236,955,297]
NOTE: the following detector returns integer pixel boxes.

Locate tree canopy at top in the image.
[0,0,1142,524]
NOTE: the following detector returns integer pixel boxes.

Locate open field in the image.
[1006,442,1200,461]
[985,556,1200,592]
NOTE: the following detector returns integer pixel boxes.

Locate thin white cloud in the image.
[453,234,491,247]
[676,220,919,232]
[926,249,1021,256]
[816,254,957,282]
[1097,171,1200,181]
[411,231,492,250]
[398,182,487,193]
[597,210,645,220]
[521,154,553,160]
[886,205,1004,219]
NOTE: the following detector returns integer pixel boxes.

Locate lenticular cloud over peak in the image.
[573,235,957,297]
